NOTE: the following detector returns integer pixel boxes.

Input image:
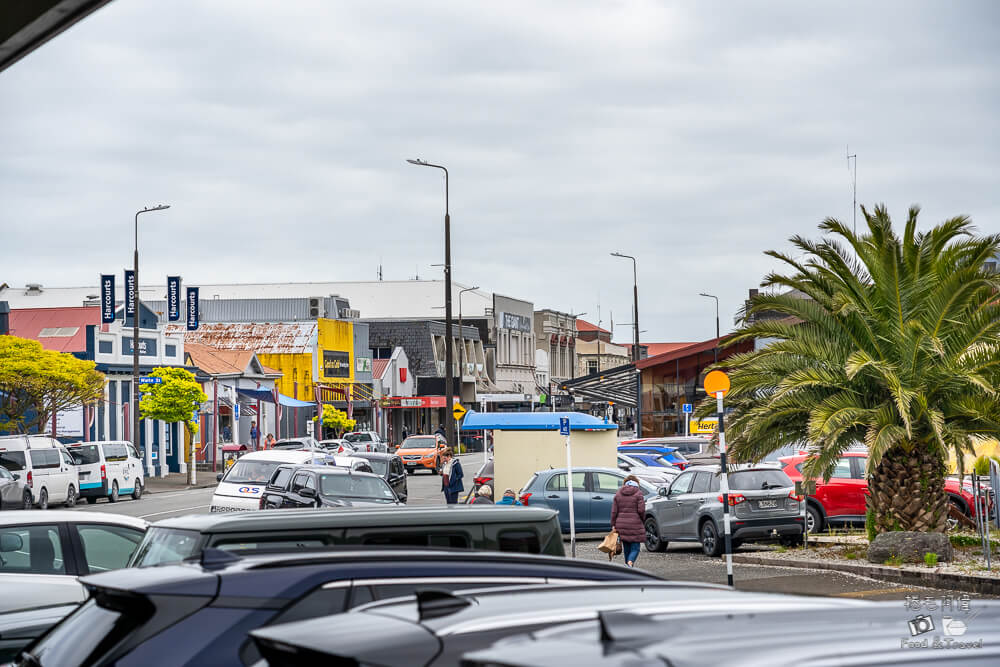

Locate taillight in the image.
[717,493,746,506]
[474,476,492,486]
[26,471,33,488]
[788,490,804,501]
[519,492,532,505]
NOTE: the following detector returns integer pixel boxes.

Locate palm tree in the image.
[719,205,1000,534]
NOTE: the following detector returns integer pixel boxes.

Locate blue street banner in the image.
[100,274,116,323]
[124,270,136,315]
[167,276,182,321]
[186,286,199,330]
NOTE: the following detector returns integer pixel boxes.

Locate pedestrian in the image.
[472,484,494,504]
[496,488,521,506]
[402,426,409,441]
[435,424,446,439]
[611,474,646,567]
[264,433,275,449]
[440,447,464,505]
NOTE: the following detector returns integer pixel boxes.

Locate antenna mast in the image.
[847,146,857,234]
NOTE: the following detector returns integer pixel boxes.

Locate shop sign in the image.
[124,270,136,316]
[498,311,532,332]
[691,418,718,434]
[476,392,532,402]
[167,276,182,321]
[186,287,199,331]
[379,396,447,409]
[323,350,351,378]
[100,274,116,323]
[122,337,158,356]
[356,357,372,373]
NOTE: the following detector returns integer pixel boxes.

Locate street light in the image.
[133,204,170,476]
[458,286,480,409]
[611,252,641,437]
[699,293,720,363]
[407,158,456,449]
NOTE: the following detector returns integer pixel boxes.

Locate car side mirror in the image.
[618,463,630,471]
[300,487,317,499]
[12,473,20,481]
[216,473,223,482]
[658,487,669,497]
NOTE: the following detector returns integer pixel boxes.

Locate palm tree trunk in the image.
[867,445,948,533]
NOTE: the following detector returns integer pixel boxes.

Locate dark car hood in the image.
[320,498,400,508]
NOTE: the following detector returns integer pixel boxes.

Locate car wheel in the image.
[806,504,824,534]
[644,516,667,552]
[86,496,98,504]
[109,481,119,503]
[132,480,143,500]
[22,490,33,510]
[406,469,414,476]
[38,488,49,510]
[65,485,77,507]
[700,520,722,557]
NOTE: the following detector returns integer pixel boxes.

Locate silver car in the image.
[644,464,804,556]
[617,454,678,488]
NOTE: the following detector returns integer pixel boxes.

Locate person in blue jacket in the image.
[440,447,464,504]
[496,488,522,506]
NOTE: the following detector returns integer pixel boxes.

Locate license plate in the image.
[758,499,778,508]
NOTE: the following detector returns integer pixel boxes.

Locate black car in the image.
[348,452,408,502]
[259,465,401,509]
[0,604,79,662]
[250,581,869,667]
[16,549,659,667]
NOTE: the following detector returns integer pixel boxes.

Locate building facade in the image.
[533,309,578,407]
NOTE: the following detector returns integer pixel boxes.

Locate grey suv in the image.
[644,464,804,556]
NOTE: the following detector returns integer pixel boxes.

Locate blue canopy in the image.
[460,411,617,431]
[237,388,315,408]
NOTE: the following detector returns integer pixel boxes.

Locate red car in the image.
[779,451,992,533]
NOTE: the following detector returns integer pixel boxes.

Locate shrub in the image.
[884,554,904,566]
[865,508,877,543]
[924,552,939,567]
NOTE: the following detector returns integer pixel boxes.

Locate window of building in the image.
[587,360,598,374]
[165,345,176,357]
[98,340,113,354]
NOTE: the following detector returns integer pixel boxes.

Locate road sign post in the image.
[559,416,576,558]
[703,370,733,587]
[682,403,692,436]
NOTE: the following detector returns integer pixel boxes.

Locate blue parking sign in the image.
[559,417,570,436]
[682,403,693,414]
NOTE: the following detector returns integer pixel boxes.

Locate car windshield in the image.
[654,455,680,467]
[223,459,284,484]
[363,459,388,475]
[344,433,372,442]
[129,527,203,567]
[729,470,793,490]
[22,598,147,667]
[400,438,436,449]
[319,474,395,501]
[68,444,101,465]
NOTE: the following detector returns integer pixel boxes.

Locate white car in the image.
[318,439,355,454]
[210,450,329,512]
[343,431,388,453]
[0,511,148,613]
[66,441,145,504]
[617,453,679,487]
[0,435,80,509]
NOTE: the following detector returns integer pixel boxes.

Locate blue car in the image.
[618,445,688,469]
[519,467,658,533]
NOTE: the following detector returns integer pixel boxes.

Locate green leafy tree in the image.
[314,404,356,437]
[140,367,207,484]
[0,335,105,434]
[717,205,1000,534]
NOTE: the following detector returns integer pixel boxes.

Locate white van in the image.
[66,441,145,504]
[210,449,328,512]
[0,435,81,509]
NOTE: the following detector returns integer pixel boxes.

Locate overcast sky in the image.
[2,0,997,342]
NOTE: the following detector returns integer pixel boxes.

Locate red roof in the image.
[622,342,697,357]
[372,358,391,380]
[635,337,727,369]
[576,319,609,334]
[8,307,100,353]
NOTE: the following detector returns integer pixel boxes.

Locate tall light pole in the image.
[699,293,720,364]
[407,159,456,448]
[458,285,480,407]
[133,204,169,476]
[611,252,641,436]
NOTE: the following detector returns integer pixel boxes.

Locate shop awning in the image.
[461,411,617,431]
[237,388,315,408]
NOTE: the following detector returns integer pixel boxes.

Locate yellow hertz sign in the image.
[690,419,718,434]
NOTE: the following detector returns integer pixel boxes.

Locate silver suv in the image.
[644,464,804,556]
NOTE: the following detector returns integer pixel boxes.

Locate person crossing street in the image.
[440,448,464,504]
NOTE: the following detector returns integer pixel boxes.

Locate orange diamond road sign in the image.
[452,403,467,421]
[703,370,730,397]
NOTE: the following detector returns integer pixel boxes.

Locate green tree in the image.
[314,404,356,437]
[718,205,1000,534]
[0,335,105,434]
[139,366,207,484]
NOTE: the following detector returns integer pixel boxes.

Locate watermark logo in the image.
[908,615,934,637]
[942,617,968,637]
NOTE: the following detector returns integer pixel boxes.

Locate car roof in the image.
[232,450,321,463]
[535,466,624,476]
[154,505,559,534]
[0,510,148,530]
[279,464,381,479]
[67,440,130,447]
[351,452,397,461]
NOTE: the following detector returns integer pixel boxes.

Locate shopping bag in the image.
[598,529,622,559]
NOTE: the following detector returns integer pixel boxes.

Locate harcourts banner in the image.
[124,270,136,316]
[167,276,182,321]
[186,287,199,330]
[100,274,116,323]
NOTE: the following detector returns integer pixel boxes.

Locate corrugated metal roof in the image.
[145,297,342,323]
[372,358,391,379]
[7,307,100,352]
[164,322,316,354]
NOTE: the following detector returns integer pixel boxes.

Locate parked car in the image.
[22,549,657,667]
[343,431,388,453]
[644,464,804,556]
[464,458,494,503]
[461,599,1000,667]
[260,465,401,509]
[349,452,408,501]
[622,436,713,457]
[0,603,79,663]
[210,450,329,512]
[129,505,566,567]
[321,454,374,472]
[617,453,679,487]
[780,451,994,533]
[0,511,147,614]
[250,581,868,667]
[66,440,145,504]
[617,444,688,469]
[0,465,21,510]
[317,438,354,454]
[0,435,80,509]
[397,435,446,474]
[518,467,658,533]
[271,437,321,451]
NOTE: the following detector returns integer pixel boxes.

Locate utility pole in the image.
[847,146,857,234]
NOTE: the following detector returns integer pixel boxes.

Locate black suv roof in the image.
[349,452,399,461]
[155,505,559,534]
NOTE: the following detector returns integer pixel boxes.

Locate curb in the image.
[732,554,1000,595]
[145,481,217,495]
